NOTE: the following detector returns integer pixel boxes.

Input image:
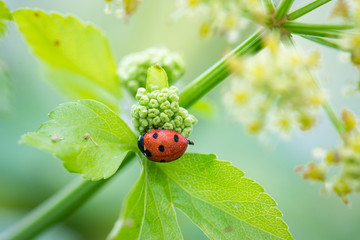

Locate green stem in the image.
[284,22,354,31]
[262,0,275,13]
[1,152,135,240]
[288,0,332,20]
[284,23,348,38]
[275,0,295,20]
[179,29,264,108]
[323,102,347,137]
[300,35,346,51]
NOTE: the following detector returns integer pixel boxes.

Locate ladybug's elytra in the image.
[137,129,194,162]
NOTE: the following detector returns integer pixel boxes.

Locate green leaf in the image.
[13,9,121,112]
[0,0,11,37]
[108,156,182,240]
[146,64,169,92]
[21,99,137,180]
[110,153,293,239]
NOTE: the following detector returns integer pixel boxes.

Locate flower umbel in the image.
[132,86,197,138]
[118,47,185,96]
[172,0,266,42]
[300,109,360,204]
[224,33,325,136]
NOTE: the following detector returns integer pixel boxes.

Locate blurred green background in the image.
[1,0,360,239]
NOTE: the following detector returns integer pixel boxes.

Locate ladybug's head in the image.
[137,134,145,154]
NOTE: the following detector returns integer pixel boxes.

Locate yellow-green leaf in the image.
[0,1,11,36]
[13,9,120,111]
[21,100,137,180]
[146,64,169,92]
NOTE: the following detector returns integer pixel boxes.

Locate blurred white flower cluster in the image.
[223,33,326,137]
[172,0,267,42]
[299,109,360,204]
[332,0,360,68]
[104,0,141,19]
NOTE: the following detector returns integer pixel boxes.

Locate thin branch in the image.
[179,29,264,108]
[262,0,275,13]
[288,0,332,20]
[300,35,346,51]
[275,0,295,20]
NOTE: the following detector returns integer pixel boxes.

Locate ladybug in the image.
[137,129,194,162]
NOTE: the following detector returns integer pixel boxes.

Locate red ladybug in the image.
[137,129,194,162]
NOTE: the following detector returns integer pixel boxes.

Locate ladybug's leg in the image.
[187,140,194,145]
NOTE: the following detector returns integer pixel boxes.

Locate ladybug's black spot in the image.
[174,135,179,142]
[158,145,165,152]
[145,149,152,157]
[137,135,145,154]
[160,160,166,163]
[153,133,158,139]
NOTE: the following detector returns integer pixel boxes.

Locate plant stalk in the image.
[275,0,295,20]
[284,22,354,31]
[1,152,135,240]
[284,24,347,38]
[262,0,275,13]
[300,35,346,51]
[288,0,332,20]
[179,29,264,108]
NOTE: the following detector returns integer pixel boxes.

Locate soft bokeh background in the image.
[1,0,360,239]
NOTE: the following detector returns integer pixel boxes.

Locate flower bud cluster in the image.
[131,86,197,138]
[299,109,360,204]
[224,34,325,137]
[332,0,360,68]
[117,47,185,96]
[172,0,266,43]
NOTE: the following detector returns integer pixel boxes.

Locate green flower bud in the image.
[157,93,168,103]
[169,86,179,94]
[178,108,188,118]
[170,102,179,112]
[160,112,169,122]
[149,90,160,99]
[160,101,171,110]
[169,93,179,102]
[140,119,148,127]
[118,47,185,96]
[164,109,174,118]
[149,99,159,108]
[161,88,170,94]
[153,116,161,125]
[163,122,174,130]
[174,115,183,127]
[139,95,150,106]
[184,117,193,127]
[148,108,160,118]
[131,86,197,138]
[138,106,147,118]
[182,127,192,137]
[135,88,147,100]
